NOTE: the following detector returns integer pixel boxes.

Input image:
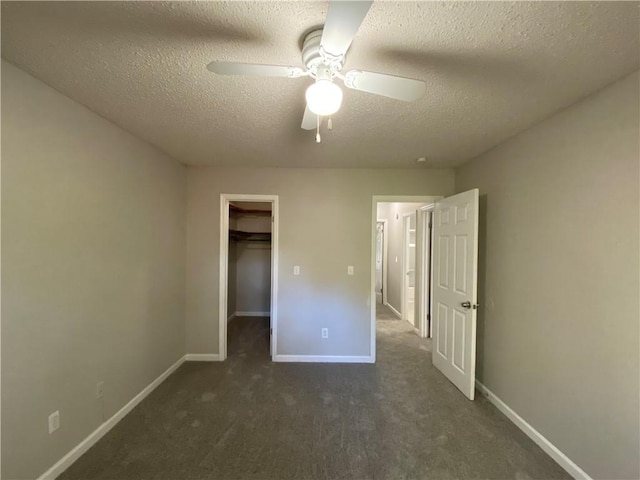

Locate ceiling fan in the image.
[206,0,426,142]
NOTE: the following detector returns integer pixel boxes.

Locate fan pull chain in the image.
[328,118,333,131]
[316,115,321,143]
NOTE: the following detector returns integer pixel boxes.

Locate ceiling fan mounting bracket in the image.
[301,28,344,78]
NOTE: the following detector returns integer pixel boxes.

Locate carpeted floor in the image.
[375,302,400,321]
[59,314,570,480]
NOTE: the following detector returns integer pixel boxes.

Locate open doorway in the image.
[372,191,480,400]
[370,196,440,360]
[219,194,279,361]
[374,201,436,333]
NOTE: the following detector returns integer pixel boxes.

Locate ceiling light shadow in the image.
[2,1,266,46]
[377,48,537,86]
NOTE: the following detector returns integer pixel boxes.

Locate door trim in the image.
[370,196,443,362]
[417,204,435,338]
[401,211,415,324]
[219,194,279,361]
[376,219,388,305]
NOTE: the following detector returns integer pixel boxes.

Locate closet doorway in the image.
[219,194,279,361]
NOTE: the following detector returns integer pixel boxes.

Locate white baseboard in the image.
[476,380,591,480]
[235,311,270,317]
[185,353,221,362]
[38,355,186,480]
[274,355,373,363]
[383,302,402,319]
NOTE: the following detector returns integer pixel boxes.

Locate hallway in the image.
[375,302,400,322]
[59,316,569,479]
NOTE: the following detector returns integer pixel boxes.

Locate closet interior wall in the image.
[227,202,272,320]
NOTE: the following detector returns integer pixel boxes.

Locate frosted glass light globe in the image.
[305,79,343,116]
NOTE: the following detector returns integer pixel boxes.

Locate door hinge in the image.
[427,314,430,321]
[270,328,273,335]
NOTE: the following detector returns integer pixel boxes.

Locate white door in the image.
[431,189,479,400]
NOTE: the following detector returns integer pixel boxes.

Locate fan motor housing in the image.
[302,29,344,76]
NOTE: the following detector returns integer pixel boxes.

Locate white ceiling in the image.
[2,1,638,168]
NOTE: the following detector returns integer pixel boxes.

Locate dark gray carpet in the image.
[59,315,570,480]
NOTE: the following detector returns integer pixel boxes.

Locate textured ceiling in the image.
[2,1,639,168]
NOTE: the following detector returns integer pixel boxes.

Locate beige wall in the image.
[455,71,640,479]
[186,167,454,356]
[1,61,187,479]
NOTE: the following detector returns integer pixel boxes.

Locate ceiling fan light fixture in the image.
[305,79,343,116]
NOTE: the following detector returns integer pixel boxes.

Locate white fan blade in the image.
[301,105,318,130]
[321,1,373,57]
[343,70,426,101]
[207,62,305,78]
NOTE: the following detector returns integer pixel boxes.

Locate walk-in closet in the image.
[226,202,272,357]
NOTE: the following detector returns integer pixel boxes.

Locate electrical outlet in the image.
[96,381,104,399]
[347,266,354,276]
[321,328,328,339]
[293,265,300,276]
[48,411,60,434]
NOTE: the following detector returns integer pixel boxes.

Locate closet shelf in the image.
[229,229,271,243]
[230,203,272,217]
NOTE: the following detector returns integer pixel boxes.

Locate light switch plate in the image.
[293,265,300,276]
[48,411,60,434]
[347,266,354,275]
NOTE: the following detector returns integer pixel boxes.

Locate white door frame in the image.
[219,194,279,361]
[376,219,388,305]
[370,195,442,361]
[401,211,416,326]
[417,205,435,338]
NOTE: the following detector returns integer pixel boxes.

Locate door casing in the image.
[219,194,279,361]
[375,219,388,305]
[401,211,417,327]
[417,205,435,338]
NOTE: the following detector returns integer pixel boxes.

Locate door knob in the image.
[461,301,479,310]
